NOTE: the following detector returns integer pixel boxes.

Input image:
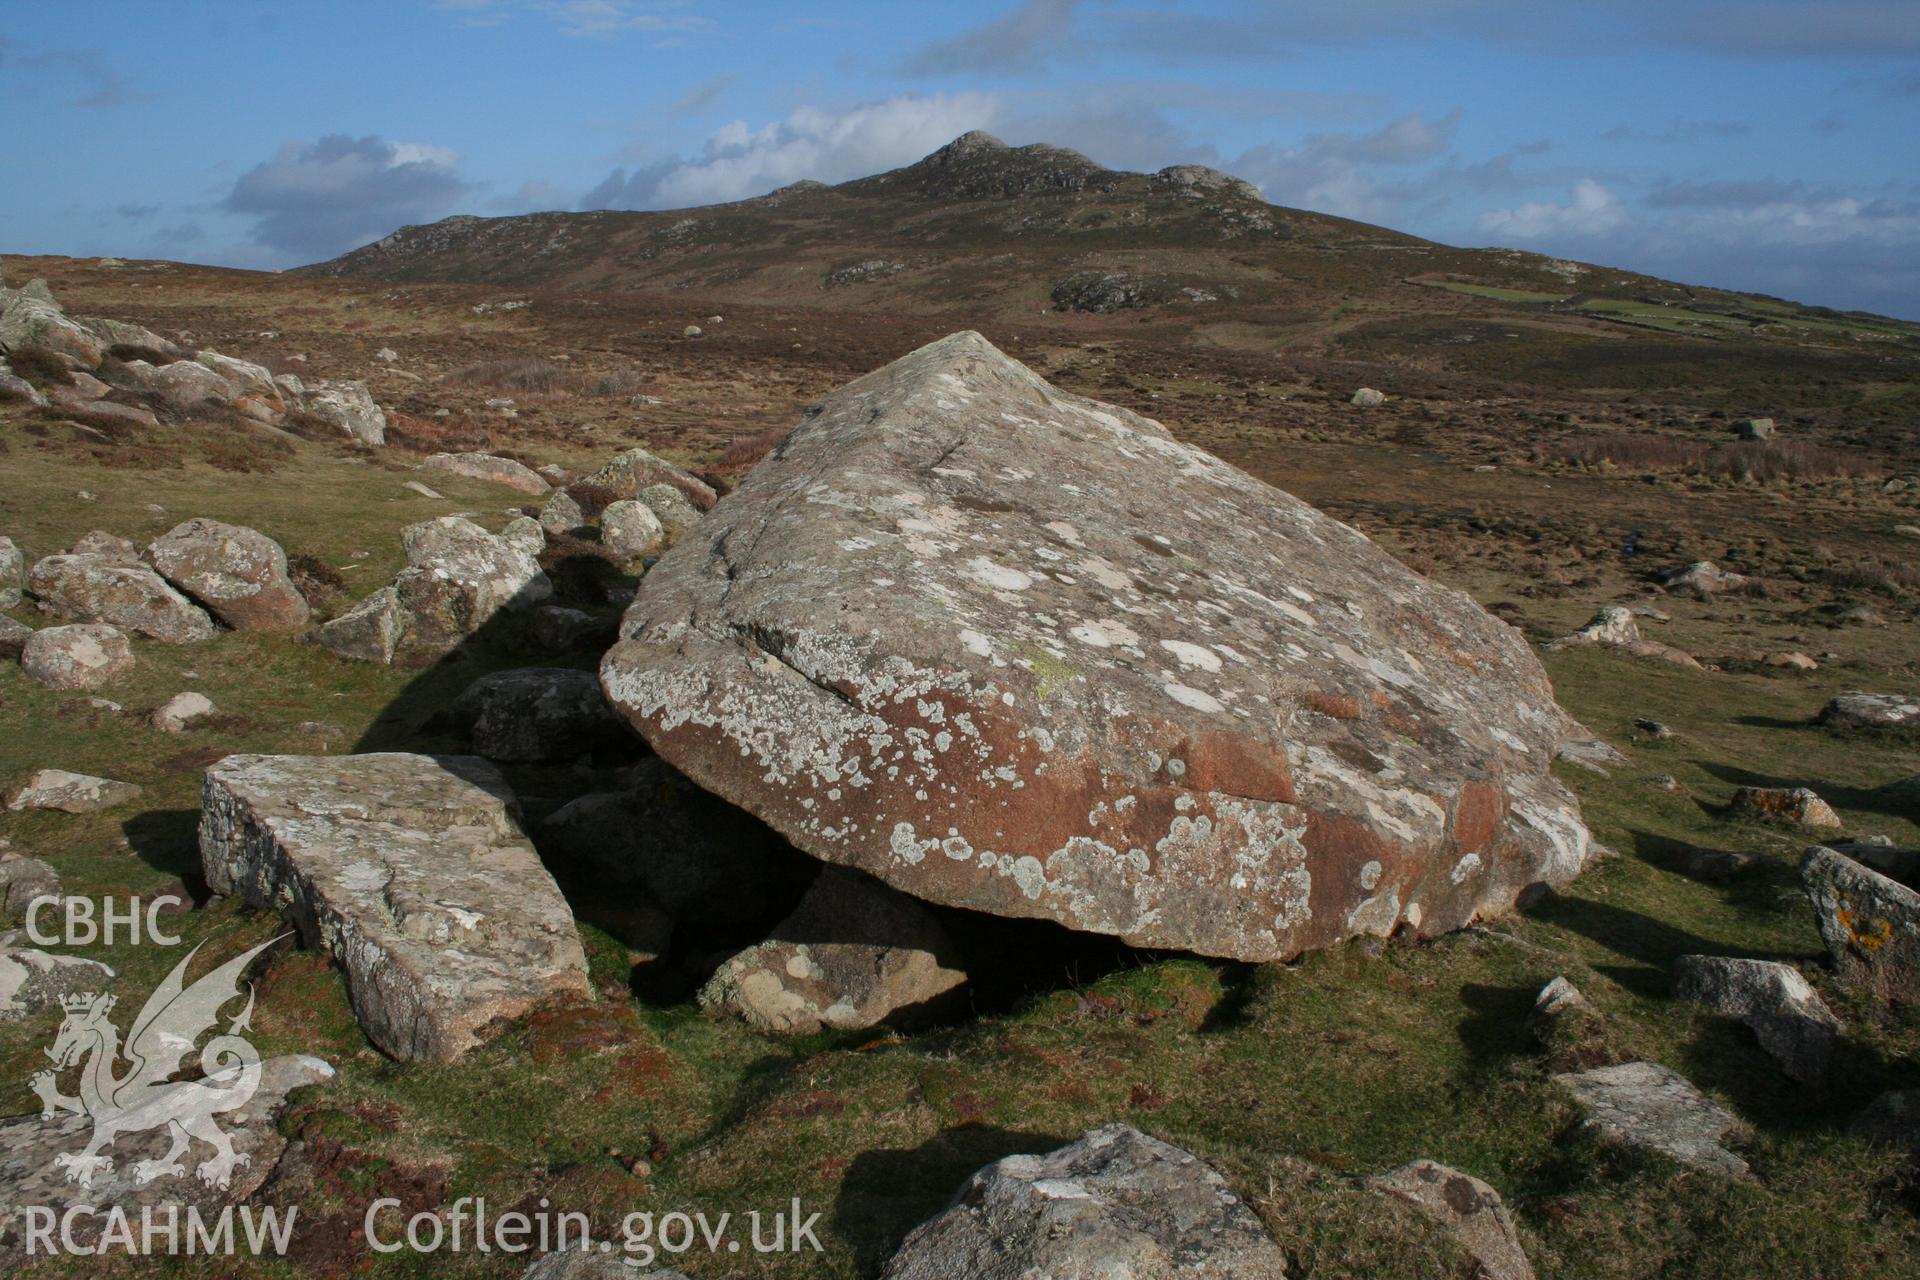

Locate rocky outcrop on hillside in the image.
[603,332,1592,963]
[0,278,385,443]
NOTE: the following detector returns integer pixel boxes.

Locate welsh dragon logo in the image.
[30,936,284,1190]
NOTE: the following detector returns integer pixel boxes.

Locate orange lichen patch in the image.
[1304,690,1366,720]
[1837,903,1894,951]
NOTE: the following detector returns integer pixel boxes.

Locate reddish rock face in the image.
[602,332,1591,962]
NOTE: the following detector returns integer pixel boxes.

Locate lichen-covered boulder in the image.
[1802,846,1920,1002]
[0,290,103,366]
[1367,1160,1534,1280]
[20,623,133,688]
[315,585,404,664]
[1673,955,1841,1083]
[1732,786,1843,829]
[539,489,588,536]
[420,452,552,496]
[575,446,717,512]
[700,868,967,1035]
[450,667,626,762]
[393,517,551,658]
[0,615,31,660]
[303,379,386,446]
[28,553,218,643]
[0,536,22,608]
[601,499,664,559]
[882,1124,1287,1279]
[1819,691,1920,733]
[199,753,590,1061]
[638,482,703,540]
[602,332,1591,962]
[146,518,309,632]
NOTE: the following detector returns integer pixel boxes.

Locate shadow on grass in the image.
[1693,758,1913,821]
[1456,981,1541,1067]
[831,1123,1066,1274]
[120,806,211,901]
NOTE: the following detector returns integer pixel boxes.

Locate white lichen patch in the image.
[1159,639,1223,672]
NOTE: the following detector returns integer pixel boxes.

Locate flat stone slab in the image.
[199,753,590,1061]
[1554,1061,1748,1177]
[7,769,142,814]
[604,331,1590,962]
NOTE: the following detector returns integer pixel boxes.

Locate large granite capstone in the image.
[602,332,1591,961]
[199,753,590,1061]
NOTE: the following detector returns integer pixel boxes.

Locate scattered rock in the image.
[1527,975,1615,1070]
[450,667,627,762]
[1851,1090,1920,1151]
[321,517,553,664]
[0,362,47,408]
[1735,418,1775,440]
[403,480,445,499]
[0,615,30,660]
[302,379,386,446]
[1553,1061,1748,1176]
[526,605,605,652]
[522,1253,688,1280]
[6,769,143,813]
[882,1124,1287,1280]
[199,753,591,1061]
[539,757,795,928]
[1672,955,1841,1083]
[1556,733,1630,775]
[69,531,139,562]
[500,515,545,559]
[539,489,587,535]
[0,944,112,1018]
[576,446,717,512]
[0,1054,332,1267]
[20,622,134,688]
[1819,691,1920,733]
[637,482,702,540]
[375,346,399,362]
[27,554,218,643]
[0,853,61,917]
[1050,271,1178,313]
[1802,846,1920,1002]
[151,691,217,734]
[0,289,104,365]
[602,332,1592,962]
[1634,719,1675,739]
[145,518,309,632]
[1351,387,1387,407]
[1659,561,1755,600]
[0,536,21,609]
[701,868,967,1035]
[1549,607,1698,666]
[314,585,404,664]
[600,499,665,559]
[1679,847,1756,881]
[683,325,703,338]
[420,452,552,496]
[1731,786,1843,829]
[1764,651,1817,671]
[1367,1160,1535,1280]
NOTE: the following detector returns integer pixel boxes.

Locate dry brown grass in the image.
[6,344,78,387]
[1555,434,1884,482]
[446,358,655,400]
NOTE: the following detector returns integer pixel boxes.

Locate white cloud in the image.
[1228,111,1464,223]
[222,135,469,262]
[583,93,1002,209]
[1476,178,1627,238]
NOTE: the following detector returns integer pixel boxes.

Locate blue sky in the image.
[4,1,1918,317]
